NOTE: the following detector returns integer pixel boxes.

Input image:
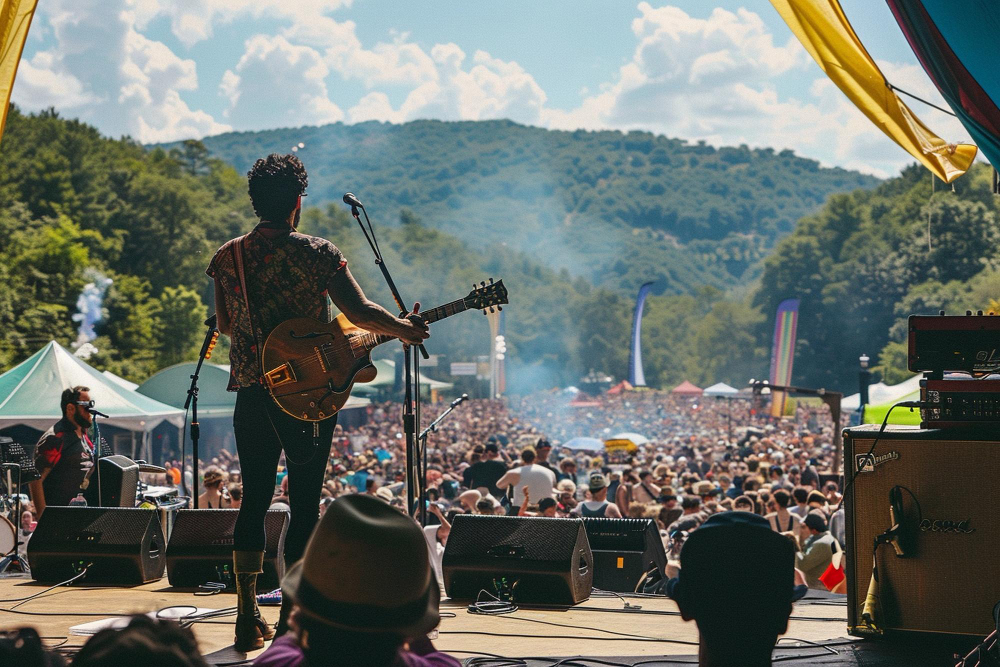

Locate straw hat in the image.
[282,494,439,635]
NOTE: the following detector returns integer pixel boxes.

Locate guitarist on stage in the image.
[207,153,429,651]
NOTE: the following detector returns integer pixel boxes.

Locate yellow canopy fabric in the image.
[770,0,977,183]
[0,0,39,143]
[604,439,638,453]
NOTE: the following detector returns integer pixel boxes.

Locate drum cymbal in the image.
[137,463,166,473]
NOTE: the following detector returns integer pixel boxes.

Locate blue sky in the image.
[11,0,970,177]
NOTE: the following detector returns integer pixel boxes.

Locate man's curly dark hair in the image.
[247,153,308,223]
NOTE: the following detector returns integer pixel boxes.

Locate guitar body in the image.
[260,278,507,422]
[261,314,378,421]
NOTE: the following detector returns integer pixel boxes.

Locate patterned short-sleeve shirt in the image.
[207,224,347,390]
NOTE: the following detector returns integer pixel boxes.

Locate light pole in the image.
[859,353,871,416]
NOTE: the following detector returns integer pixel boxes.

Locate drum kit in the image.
[0,437,39,572]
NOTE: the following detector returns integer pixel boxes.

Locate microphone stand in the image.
[417,395,468,526]
[346,196,428,519]
[185,314,219,509]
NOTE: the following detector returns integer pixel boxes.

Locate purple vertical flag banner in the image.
[628,282,655,387]
[769,298,800,417]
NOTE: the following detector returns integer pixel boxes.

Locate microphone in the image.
[205,313,217,328]
[87,407,111,419]
[451,393,469,408]
[886,486,915,558]
[343,192,364,209]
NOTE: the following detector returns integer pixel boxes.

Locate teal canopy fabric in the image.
[137,362,236,416]
[137,362,370,416]
[888,0,1000,170]
[0,341,183,431]
[358,358,454,393]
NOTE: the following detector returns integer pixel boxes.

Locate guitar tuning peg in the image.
[489,277,494,284]
[480,281,486,288]
[489,306,495,313]
[498,306,502,311]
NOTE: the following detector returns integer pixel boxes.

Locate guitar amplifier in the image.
[920,378,1000,428]
[844,425,1000,637]
[582,518,666,593]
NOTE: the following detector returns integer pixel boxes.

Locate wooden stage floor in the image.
[0,575,980,665]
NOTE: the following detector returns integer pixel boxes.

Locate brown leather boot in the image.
[233,550,275,652]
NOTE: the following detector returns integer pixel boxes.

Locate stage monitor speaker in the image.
[442,515,593,605]
[845,425,1000,637]
[28,507,164,584]
[83,455,138,508]
[166,509,288,590]
[582,517,666,593]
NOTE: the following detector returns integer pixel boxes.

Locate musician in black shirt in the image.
[29,386,95,515]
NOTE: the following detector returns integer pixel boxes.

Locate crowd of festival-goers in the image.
[6,389,847,666]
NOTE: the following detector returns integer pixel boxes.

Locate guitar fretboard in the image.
[356,298,469,351]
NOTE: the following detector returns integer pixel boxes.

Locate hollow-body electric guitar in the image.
[262,279,507,421]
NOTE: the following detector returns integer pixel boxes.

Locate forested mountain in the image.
[180,120,877,296]
[8,106,979,395]
[1,106,719,390]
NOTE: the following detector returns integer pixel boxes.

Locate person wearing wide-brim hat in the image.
[252,494,459,667]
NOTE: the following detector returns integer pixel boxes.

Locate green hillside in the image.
[753,163,1000,390]
[9,106,968,394]
[182,120,878,296]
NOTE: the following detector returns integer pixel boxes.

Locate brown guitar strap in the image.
[231,235,264,384]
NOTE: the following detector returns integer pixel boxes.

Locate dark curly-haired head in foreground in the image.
[247,153,308,224]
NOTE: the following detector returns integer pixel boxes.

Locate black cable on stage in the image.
[441,630,702,645]
[468,588,518,616]
[483,613,699,644]
[2,568,88,609]
[837,403,905,514]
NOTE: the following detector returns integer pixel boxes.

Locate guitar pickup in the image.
[265,363,296,388]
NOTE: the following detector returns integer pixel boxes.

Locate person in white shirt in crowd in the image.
[496,447,555,515]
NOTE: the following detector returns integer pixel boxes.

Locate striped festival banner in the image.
[769,298,800,417]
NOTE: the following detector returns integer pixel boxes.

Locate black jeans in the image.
[233,385,336,567]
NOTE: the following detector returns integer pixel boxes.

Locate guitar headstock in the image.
[465,278,508,314]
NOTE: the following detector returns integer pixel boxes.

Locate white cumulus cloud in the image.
[221,35,344,131]
[542,3,971,177]
[11,0,229,143]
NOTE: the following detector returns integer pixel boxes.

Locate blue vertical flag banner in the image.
[628,282,655,387]
[769,298,800,417]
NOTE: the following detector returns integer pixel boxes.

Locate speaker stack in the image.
[582,517,666,593]
[165,509,288,589]
[844,426,1000,637]
[844,313,1000,637]
[28,507,165,584]
[442,515,593,604]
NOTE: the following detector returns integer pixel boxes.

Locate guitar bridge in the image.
[265,363,296,388]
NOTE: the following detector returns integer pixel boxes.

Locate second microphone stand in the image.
[417,394,468,525]
[346,194,429,520]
